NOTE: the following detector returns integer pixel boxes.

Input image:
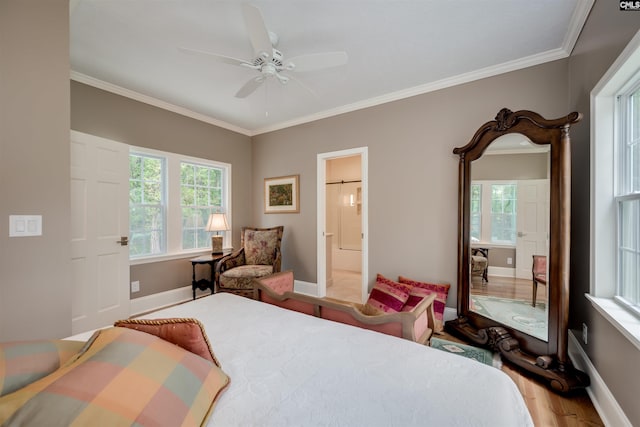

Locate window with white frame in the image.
[129,153,166,258]
[590,30,640,345]
[180,162,225,251]
[616,79,640,314]
[129,147,230,261]
[490,183,517,245]
[472,181,517,245]
[470,183,482,241]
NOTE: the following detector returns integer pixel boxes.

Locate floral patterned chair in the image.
[214,226,284,298]
[471,247,489,284]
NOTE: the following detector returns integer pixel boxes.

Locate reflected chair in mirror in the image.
[470,247,489,284]
[215,226,284,298]
[532,255,547,307]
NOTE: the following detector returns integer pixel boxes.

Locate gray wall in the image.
[0,0,72,341]
[252,59,570,307]
[473,152,548,181]
[2,3,639,424]
[71,81,253,298]
[567,1,640,425]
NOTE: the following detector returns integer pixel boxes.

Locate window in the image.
[616,81,640,314]
[471,181,517,245]
[470,183,482,241]
[490,184,517,245]
[129,147,231,262]
[129,153,166,257]
[589,30,640,346]
[180,162,224,251]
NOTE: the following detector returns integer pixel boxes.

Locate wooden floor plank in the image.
[439,331,603,426]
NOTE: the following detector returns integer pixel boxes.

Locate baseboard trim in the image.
[130,286,195,317]
[568,331,631,427]
[294,280,319,296]
[131,281,322,316]
[487,266,515,277]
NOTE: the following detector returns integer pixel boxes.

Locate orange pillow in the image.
[114,318,220,367]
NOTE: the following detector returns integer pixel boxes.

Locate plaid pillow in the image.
[0,327,230,426]
[0,340,84,397]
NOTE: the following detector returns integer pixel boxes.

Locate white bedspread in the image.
[132,293,533,427]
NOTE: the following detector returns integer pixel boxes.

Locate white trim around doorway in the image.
[317,147,369,301]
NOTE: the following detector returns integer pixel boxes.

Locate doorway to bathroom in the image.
[317,147,368,303]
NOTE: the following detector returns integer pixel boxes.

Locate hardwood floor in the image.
[455,273,602,426]
[470,274,546,303]
[438,330,603,426]
[326,271,603,425]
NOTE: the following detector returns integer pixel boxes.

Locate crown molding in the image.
[70,71,252,136]
[251,47,570,135]
[71,0,593,138]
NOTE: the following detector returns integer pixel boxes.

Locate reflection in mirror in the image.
[468,134,550,341]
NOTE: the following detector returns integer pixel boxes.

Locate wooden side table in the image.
[190,253,228,299]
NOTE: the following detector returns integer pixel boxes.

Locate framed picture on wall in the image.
[264,175,300,213]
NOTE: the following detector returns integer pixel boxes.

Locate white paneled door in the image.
[70,131,130,335]
[515,179,549,280]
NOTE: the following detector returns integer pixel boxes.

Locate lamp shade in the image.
[205,213,229,232]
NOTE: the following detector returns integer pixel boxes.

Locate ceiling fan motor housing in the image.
[253,48,284,69]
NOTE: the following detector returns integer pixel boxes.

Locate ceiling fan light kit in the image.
[180,3,348,99]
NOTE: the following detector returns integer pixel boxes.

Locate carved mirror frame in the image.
[445,108,589,392]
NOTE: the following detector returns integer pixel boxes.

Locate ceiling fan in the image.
[180,3,348,98]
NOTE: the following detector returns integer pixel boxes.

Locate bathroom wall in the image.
[326,155,362,272]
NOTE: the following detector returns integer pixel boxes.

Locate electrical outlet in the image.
[507,257,513,265]
[131,281,140,293]
[582,323,588,344]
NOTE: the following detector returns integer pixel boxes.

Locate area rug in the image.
[430,337,501,368]
[470,295,548,341]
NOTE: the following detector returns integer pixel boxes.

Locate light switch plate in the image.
[9,215,42,237]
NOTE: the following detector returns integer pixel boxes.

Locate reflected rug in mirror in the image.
[430,337,501,368]
[470,295,548,341]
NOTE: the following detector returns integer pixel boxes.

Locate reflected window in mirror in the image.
[470,181,519,246]
[490,183,517,245]
[470,183,482,241]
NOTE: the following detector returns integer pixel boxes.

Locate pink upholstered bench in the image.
[253,271,436,344]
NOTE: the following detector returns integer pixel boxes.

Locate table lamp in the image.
[205,213,229,254]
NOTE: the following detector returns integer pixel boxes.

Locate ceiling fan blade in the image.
[242,3,272,60]
[285,51,348,73]
[178,46,255,68]
[235,76,265,98]
[288,75,318,98]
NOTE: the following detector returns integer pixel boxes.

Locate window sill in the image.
[470,242,515,249]
[130,249,227,266]
[585,294,640,352]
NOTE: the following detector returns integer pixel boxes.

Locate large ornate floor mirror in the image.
[445,108,589,392]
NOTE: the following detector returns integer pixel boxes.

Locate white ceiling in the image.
[70,0,593,136]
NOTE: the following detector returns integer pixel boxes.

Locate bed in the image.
[2,293,533,426]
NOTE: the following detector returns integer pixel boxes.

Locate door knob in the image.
[117,236,129,246]
[517,231,525,237]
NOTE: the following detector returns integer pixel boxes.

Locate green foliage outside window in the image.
[181,162,224,250]
[490,184,516,244]
[129,154,165,257]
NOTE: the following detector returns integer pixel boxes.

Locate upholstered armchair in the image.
[470,247,489,284]
[215,226,284,298]
[532,255,547,307]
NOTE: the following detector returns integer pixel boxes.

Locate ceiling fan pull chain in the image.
[265,79,269,117]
